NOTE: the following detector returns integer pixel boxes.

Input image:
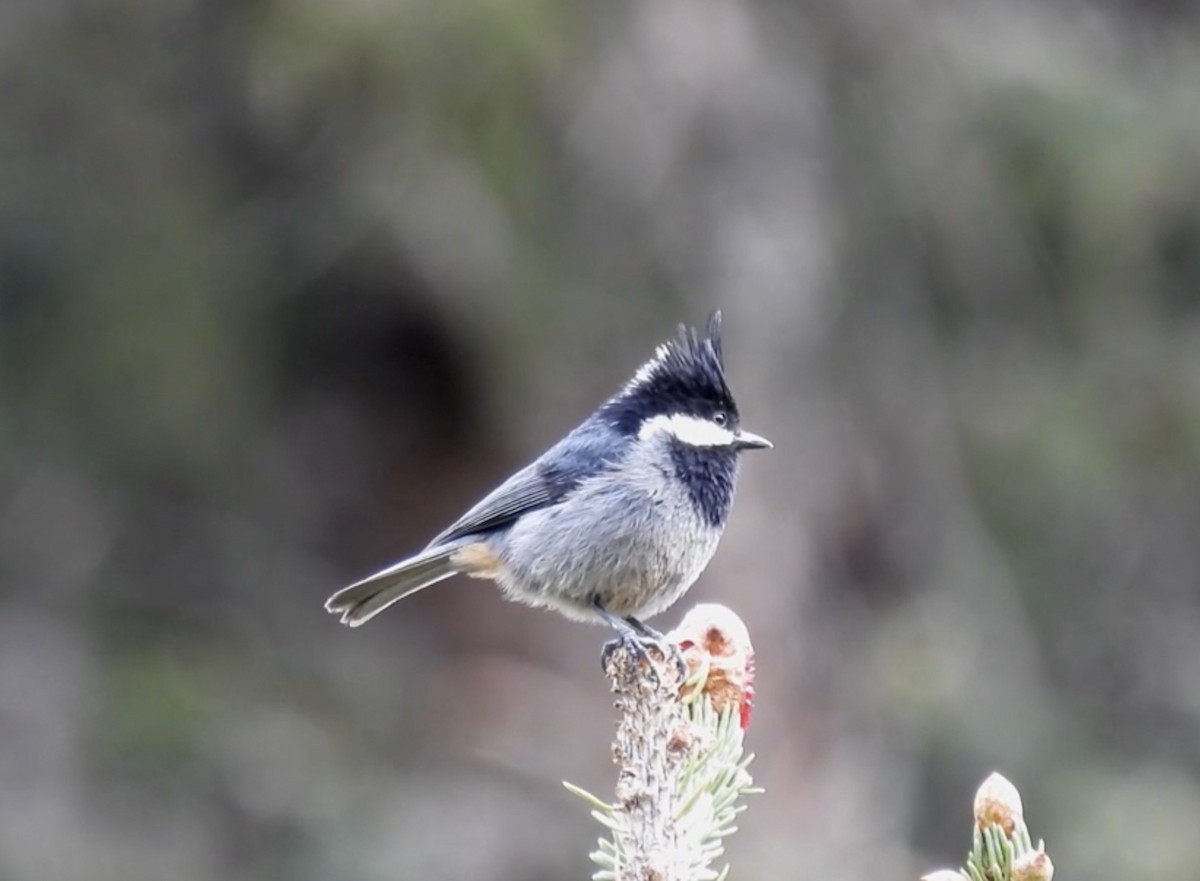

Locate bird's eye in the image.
[713,411,728,427]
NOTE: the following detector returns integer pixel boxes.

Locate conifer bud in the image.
[668,603,756,729]
[973,771,1024,836]
[1012,849,1054,881]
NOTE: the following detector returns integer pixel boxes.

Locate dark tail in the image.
[325,545,461,627]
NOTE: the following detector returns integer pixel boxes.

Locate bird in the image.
[324,311,771,647]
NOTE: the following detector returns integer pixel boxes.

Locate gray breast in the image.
[495,437,724,620]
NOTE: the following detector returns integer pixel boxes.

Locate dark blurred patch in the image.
[0,237,62,390]
[1104,0,1200,26]
[815,463,905,608]
[270,244,502,572]
[277,248,477,443]
[1157,203,1200,313]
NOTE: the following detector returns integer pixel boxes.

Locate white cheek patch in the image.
[638,413,736,447]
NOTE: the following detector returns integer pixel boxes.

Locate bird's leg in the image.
[594,601,686,682]
[595,600,661,679]
[623,616,664,639]
[627,616,688,679]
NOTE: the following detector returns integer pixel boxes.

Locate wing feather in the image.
[428,464,554,545]
[427,426,624,547]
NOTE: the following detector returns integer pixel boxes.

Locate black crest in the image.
[602,311,739,435]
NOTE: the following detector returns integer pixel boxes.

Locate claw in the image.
[602,630,655,671]
[602,632,678,687]
[593,601,685,686]
[599,632,689,687]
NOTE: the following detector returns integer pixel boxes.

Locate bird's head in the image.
[602,311,771,453]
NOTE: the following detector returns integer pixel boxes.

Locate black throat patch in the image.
[668,442,739,528]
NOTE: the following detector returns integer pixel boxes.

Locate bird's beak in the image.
[733,429,772,451]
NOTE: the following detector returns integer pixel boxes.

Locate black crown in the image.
[602,311,740,435]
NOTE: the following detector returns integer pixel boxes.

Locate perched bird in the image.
[324,311,770,644]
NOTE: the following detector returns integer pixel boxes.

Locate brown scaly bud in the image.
[1012,850,1054,881]
[973,772,1024,836]
[667,603,755,729]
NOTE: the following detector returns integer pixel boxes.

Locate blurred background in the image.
[4,0,1200,879]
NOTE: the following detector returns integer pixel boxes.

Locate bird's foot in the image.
[625,616,688,681]
[601,631,668,684]
[593,601,687,684]
[599,626,688,685]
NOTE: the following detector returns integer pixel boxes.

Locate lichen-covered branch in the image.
[565,604,759,881]
[606,642,694,880]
